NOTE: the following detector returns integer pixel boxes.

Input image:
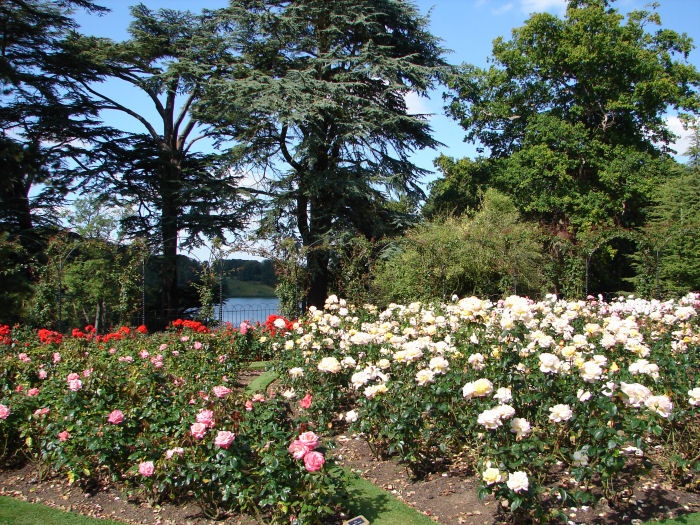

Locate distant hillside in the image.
[179,257,277,299]
[222,259,277,298]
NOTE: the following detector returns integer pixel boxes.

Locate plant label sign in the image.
[343,517,370,525]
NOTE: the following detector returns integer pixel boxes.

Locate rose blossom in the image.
[462,378,493,400]
[415,369,435,386]
[620,382,651,408]
[482,465,503,485]
[58,430,70,441]
[52,352,61,363]
[506,471,529,493]
[212,385,232,398]
[477,408,503,430]
[214,431,236,449]
[288,367,304,378]
[299,393,312,409]
[0,404,10,420]
[548,404,573,423]
[689,387,700,406]
[297,431,319,451]
[196,409,215,428]
[303,450,325,472]
[317,356,341,374]
[107,409,125,424]
[26,388,39,397]
[190,422,208,439]
[165,447,184,459]
[193,341,203,350]
[34,407,50,417]
[38,369,48,379]
[510,418,532,439]
[345,410,358,423]
[539,353,561,374]
[138,461,155,477]
[288,439,308,459]
[67,378,82,391]
[493,387,513,404]
[645,395,673,418]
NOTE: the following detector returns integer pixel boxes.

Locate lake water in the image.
[213,297,280,326]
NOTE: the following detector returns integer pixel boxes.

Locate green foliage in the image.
[375,190,546,303]
[27,236,144,332]
[202,0,448,307]
[423,155,494,219]
[443,0,700,297]
[0,232,34,324]
[630,165,700,298]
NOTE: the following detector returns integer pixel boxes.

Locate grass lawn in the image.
[0,496,125,525]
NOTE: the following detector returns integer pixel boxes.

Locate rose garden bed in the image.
[1,295,700,523]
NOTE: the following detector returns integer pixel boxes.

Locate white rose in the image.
[506,471,529,493]
[317,357,341,374]
[548,404,573,423]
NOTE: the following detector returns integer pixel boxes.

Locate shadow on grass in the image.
[342,470,435,525]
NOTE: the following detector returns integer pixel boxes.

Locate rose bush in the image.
[3,293,700,523]
[0,318,343,524]
[273,293,700,521]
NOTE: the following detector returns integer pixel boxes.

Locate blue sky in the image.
[75,0,700,174]
[73,0,700,258]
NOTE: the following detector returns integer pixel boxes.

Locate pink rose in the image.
[159,344,168,351]
[245,400,253,411]
[67,379,82,391]
[53,352,61,363]
[109,347,117,354]
[212,386,232,398]
[58,430,70,442]
[18,353,30,363]
[34,407,50,417]
[0,404,10,420]
[251,393,265,403]
[303,450,325,472]
[165,447,184,459]
[297,431,319,451]
[38,369,48,379]
[190,422,207,439]
[82,368,92,378]
[193,341,203,350]
[239,321,250,335]
[288,439,308,459]
[107,409,125,424]
[27,388,39,397]
[139,350,149,359]
[214,431,235,449]
[138,461,155,477]
[196,409,215,428]
[66,372,79,381]
[299,393,312,409]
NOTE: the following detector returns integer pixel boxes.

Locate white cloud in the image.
[519,0,566,14]
[404,91,433,117]
[665,115,695,159]
[492,2,515,15]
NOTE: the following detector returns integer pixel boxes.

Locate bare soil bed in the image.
[2,369,700,524]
